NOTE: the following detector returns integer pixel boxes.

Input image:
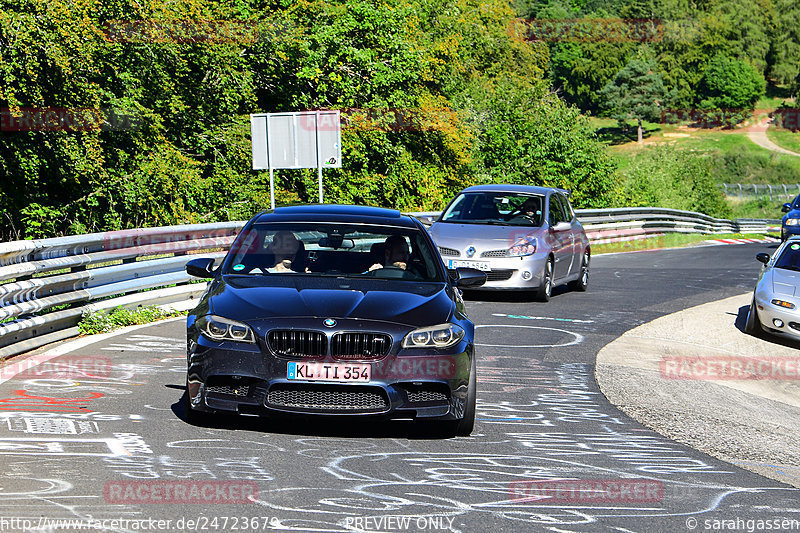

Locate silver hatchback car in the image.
[428,185,590,301]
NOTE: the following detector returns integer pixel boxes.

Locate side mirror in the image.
[552,221,572,232]
[755,253,770,265]
[782,203,792,213]
[452,267,487,288]
[186,257,215,278]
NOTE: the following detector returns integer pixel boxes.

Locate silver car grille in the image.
[481,249,507,258]
[437,246,460,257]
[486,269,516,281]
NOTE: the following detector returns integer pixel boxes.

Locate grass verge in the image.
[726,197,790,219]
[78,305,186,335]
[592,233,773,255]
[766,127,800,155]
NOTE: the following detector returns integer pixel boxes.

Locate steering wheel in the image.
[366,265,407,279]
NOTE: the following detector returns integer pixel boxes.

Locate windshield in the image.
[440,192,545,226]
[775,242,800,272]
[223,223,444,282]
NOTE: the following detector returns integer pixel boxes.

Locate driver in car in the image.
[508,197,542,225]
[369,235,409,272]
[267,231,304,273]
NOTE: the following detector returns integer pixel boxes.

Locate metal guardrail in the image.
[720,183,800,201]
[0,222,244,359]
[0,207,781,360]
[411,208,780,241]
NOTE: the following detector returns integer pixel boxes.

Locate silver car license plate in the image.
[448,260,491,271]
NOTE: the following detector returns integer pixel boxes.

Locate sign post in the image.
[250,111,342,209]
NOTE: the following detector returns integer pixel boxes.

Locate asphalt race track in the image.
[1,243,799,533]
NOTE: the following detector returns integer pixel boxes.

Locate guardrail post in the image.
[784,184,788,199]
[768,184,773,201]
[738,183,743,198]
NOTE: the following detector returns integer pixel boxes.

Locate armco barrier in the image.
[0,208,780,359]
[412,207,780,242]
[0,222,244,359]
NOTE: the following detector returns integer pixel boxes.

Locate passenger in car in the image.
[369,235,409,271]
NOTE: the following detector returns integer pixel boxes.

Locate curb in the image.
[596,292,800,489]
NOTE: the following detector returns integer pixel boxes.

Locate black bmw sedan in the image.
[183,205,486,436]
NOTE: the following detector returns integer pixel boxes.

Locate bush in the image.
[78,306,181,335]
[620,146,731,218]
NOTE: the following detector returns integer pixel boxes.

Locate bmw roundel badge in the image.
[466,246,476,258]
[323,318,337,328]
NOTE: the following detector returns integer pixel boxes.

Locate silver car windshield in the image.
[440,192,545,226]
[775,243,800,272]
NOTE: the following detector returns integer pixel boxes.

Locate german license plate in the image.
[287,362,371,382]
[448,259,491,271]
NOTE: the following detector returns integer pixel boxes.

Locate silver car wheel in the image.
[537,258,553,302]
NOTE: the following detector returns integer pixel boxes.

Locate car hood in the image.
[784,209,800,222]
[770,268,800,296]
[429,221,544,249]
[206,276,454,327]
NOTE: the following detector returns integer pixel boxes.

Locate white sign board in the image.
[251,111,342,208]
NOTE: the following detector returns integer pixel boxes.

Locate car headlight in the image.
[508,236,537,257]
[785,218,800,226]
[403,323,465,349]
[196,315,255,343]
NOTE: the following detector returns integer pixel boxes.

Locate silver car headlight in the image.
[785,218,800,226]
[196,315,256,343]
[508,236,537,257]
[403,323,465,349]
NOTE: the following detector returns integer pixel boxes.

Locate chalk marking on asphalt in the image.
[0,317,184,386]
[475,325,583,348]
[492,313,594,324]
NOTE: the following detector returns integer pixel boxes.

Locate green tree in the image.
[600,57,668,143]
[697,53,765,112]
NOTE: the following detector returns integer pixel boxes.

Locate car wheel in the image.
[568,251,589,292]
[454,354,477,436]
[536,257,554,302]
[434,352,477,437]
[184,377,203,424]
[781,228,787,242]
[744,298,762,336]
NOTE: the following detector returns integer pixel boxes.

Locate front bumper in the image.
[782,224,800,240]
[444,253,549,290]
[186,325,474,420]
[753,294,800,340]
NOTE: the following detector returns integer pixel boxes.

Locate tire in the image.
[454,354,477,437]
[781,228,787,242]
[536,257,554,302]
[744,298,761,336]
[568,250,590,292]
[184,377,204,424]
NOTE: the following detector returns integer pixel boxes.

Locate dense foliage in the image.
[2,0,796,239]
[522,0,795,115]
[0,0,620,239]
